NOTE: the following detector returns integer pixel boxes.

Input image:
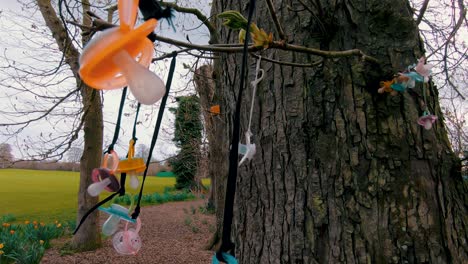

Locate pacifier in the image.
[99,204,135,236]
[87,150,120,196]
[79,0,165,105]
[117,139,146,189]
[238,131,256,166]
[112,217,142,255]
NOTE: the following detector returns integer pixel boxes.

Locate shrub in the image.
[0,220,69,264]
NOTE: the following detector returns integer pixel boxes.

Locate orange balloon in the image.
[79,0,157,90]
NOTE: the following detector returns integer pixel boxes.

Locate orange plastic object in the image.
[79,0,157,90]
[209,105,220,115]
[117,139,146,174]
[103,150,120,173]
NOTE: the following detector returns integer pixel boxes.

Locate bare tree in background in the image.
[0,143,14,168]
[136,143,151,162]
[67,147,83,163]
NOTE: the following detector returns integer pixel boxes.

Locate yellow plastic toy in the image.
[117,139,146,189]
[79,0,166,105]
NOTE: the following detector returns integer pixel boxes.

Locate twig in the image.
[152,48,193,61]
[0,87,80,126]
[90,18,379,62]
[161,2,218,43]
[426,0,466,59]
[251,54,323,67]
[416,0,430,25]
[265,0,286,40]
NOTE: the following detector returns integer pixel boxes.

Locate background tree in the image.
[67,147,83,163]
[0,143,14,168]
[136,143,151,162]
[211,0,467,263]
[171,95,203,190]
[36,0,102,250]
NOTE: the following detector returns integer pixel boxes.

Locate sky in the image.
[0,0,212,161]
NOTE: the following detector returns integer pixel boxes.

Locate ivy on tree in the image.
[170,95,203,190]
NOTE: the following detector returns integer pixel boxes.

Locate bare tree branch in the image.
[416,0,430,25]
[265,0,286,40]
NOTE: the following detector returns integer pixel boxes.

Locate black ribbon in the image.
[216,0,257,262]
[131,52,177,219]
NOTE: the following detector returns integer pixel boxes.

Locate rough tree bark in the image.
[194,65,228,248]
[37,0,102,250]
[212,0,467,263]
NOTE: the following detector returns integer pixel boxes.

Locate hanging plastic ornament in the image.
[378,80,398,95]
[418,111,438,130]
[415,57,433,82]
[99,204,136,235]
[238,131,257,166]
[402,72,424,88]
[390,75,407,92]
[78,0,165,105]
[88,151,120,196]
[209,105,221,115]
[117,139,146,189]
[98,204,135,236]
[112,217,142,255]
[238,57,264,166]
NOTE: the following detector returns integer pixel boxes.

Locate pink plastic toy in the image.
[88,151,120,196]
[112,217,142,255]
[418,112,438,130]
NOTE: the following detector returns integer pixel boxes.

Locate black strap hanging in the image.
[107,87,128,153]
[131,52,177,219]
[216,0,257,262]
[132,103,141,142]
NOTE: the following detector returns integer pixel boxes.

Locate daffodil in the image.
[56,223,62,228]
[40,240,44,245]
[0,243,4,249]
[10,230,15,235]
[24,220,30,225]
[0,250,4,255]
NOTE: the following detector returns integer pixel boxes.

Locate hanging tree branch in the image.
[265,0,286,40]
[416,0,430,25]
[91,18,379,63]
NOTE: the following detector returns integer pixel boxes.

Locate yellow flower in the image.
[10,230,15,235]
[0,243,4,249]
[34,226,38,230]
[40,240,44,245]
[24,221,30,225]
[33,221,38,225]
[54,220,58,224]
[40,222,45,226]
[2,223,10,228]
[0,250,4,255]
[56,223,62,228]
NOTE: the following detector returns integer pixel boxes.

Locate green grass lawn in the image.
[0,169,208,223]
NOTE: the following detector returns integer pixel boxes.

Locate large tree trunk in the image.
[38,0,102,250]
[194,65,228,249]
[72,85,103,250]
[212,0,468,263]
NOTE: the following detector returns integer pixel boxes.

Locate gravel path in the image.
[41,200,216,264]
